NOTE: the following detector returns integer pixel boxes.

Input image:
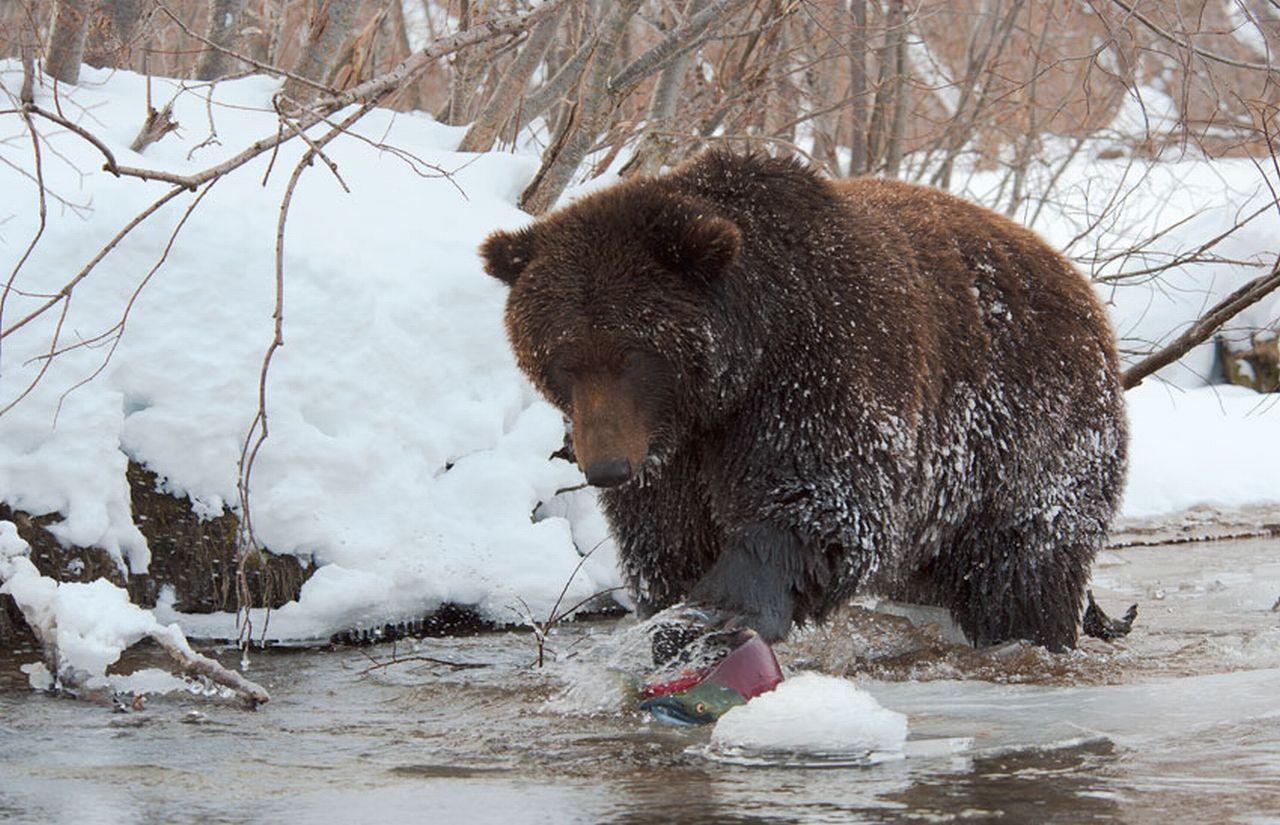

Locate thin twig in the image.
[0,185,188,341]
[0,99,48,371]
[357,653,489,676]
[234,102,374,648]
[1107,0,1280,75]
[48,181,221,424]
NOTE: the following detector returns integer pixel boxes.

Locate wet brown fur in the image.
[480,150,1127,650]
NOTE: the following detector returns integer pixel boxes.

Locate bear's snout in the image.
[584,458,632,487]
[571,374,651,488]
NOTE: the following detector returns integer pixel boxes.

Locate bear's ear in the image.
[653,213,741,282]
[479,226,537,286]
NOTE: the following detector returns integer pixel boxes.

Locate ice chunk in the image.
[711,672,908,755]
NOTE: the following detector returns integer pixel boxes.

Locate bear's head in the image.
[480,185,741,488]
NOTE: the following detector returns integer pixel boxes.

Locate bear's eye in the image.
[620,351,646,377]
[545,362,572,404]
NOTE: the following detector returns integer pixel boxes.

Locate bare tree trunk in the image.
[764,51,799,145]
[240,0,274,64]
[519,0,642,214]
[865,1,898,173]
[457,3,566,152]
[440,0,472,122]
[385,0,424,110]
[620,0,710,177]
[46,0,93,84]
[801,3,840,174]
[327,5,390,90]
[929,0,1025,189]
[883,0,908,178]
[510,38,594,135]
[442,0,489,125]
[19,8,37,103]
[195,0,245,80]
[84,0,146,68]
[280,0,364,105]
[847,0,868,175]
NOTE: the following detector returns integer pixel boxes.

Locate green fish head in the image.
[639,680,746,727]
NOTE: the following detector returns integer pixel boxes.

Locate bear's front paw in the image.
[686,522,800,644]
[696,603,792,645]
[646,604,750,667]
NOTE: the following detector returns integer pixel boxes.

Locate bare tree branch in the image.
[621,0,711,177]
[458,2,567,152]
[520,0,642,214]
[1107,0,1280,75]
[609,0,753,100]
[1121,256,1280,389]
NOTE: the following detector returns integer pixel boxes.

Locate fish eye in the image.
[694,702,707,714]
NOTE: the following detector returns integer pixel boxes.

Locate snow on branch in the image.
[0,523,269,706]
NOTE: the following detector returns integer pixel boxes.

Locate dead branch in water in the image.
[355,642,490,676]
[150,624,271,707]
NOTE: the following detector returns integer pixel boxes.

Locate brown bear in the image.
[480,150,1127,652]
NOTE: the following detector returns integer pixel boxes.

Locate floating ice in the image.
[711,672,908,756]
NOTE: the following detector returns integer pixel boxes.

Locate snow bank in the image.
[1122,383,1280,519]
[0,63,616,641]
[711,673,908,755]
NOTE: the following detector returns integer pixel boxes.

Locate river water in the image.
[2,537,1278,824]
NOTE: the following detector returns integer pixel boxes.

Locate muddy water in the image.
[2,537,1278,824]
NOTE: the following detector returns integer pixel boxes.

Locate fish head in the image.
[639,680,746,726]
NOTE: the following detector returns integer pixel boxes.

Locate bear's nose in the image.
[585,458,632,488]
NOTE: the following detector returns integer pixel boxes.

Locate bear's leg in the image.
[934,519,1097,652]
[688,522,806,643]
[599,449,724,616]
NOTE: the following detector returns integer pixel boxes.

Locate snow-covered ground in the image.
[0,64,1276,644]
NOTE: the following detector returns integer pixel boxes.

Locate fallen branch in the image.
[1,551,268,708]
[356,646,489,676]
[151,623,270,707]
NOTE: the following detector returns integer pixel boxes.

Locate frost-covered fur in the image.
[481,151,1127,651]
